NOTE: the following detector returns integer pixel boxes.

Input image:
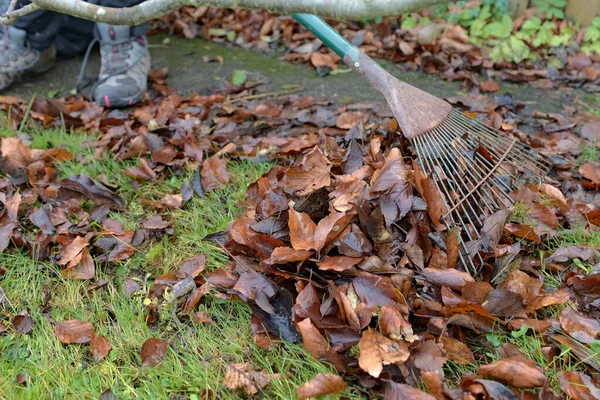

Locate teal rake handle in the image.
[292,13,452,140]
[291,14,388,92]
[292,14,353,59]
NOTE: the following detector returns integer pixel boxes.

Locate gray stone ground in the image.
[6,33,582,124]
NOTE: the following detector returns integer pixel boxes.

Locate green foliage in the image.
[401,16,417,29]
[490,36,532,63]
[582,18,600,56]
[533,0,567,20]
[484,14,514,39]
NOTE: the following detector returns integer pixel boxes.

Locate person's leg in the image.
[91,0,150,108]
[0,0,59,91]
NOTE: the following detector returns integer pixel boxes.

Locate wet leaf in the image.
[296,373,346,399]
[54,320,94,344]
[141,338,168,367]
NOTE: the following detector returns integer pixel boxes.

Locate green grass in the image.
[0,125,359,399]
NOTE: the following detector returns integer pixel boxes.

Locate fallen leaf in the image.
[61,175,124,206]
[91,333,112,361]
[12,309,34,334]
[297,318,345,372]
[319,256,362,271]
[385,381,437,400]
[558,371,600,400]
[282,147,331,196]
[559,307,600,344]
[61,247,95,280]
[179,254,206,278]
[264,247,312,264]
[287,205,318,253]
[336,112,362,129]
[419,267,475,291]
[296,373,346,399]
[477,355,546,388]
[141,338,168,367]
[201,155,229,193]
[160,194,183,210]
[480,80,500,92]
[54,320,94,344]
[580,162,600,184]
[440,336,474,365]
[358,328,410,378]
[223,362,279,396]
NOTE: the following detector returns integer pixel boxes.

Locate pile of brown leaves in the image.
[2,62,600,397]
[151,8,600,92]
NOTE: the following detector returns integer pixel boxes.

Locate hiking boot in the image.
[0,26,56,92]
[92,24,150,108]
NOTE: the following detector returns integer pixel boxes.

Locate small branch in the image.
[7,0,19,13]
[0,3,40,25]
[2,0,450,26]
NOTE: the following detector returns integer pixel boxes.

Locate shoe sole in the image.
[96,89,145,109]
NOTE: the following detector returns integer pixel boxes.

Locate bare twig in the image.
[2,0,450,26]
[0,3,40,25]
[7,0,19,13]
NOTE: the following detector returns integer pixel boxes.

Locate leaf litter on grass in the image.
[1,61,600,398]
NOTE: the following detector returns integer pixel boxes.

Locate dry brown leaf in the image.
[379,305,416,342]
[141,338,168,367]
[223,362,280,396]
[440,336,475,365]
[201,155,229,193]
[282,147,331,196]
[419,267,475,291]
[319,256,362,271]
[385,381,437,400]
[358,328,410,378]
[580,162,600,184]
[310,52,336,69]
[58,236,89,266]
[54,320,94,344]
[477,355,546,388]
[12,309,34,334]
[288,203,316,251]
[336,112,362,129]
[480,80,500,92]
[297,318,345,372]
[179,254,206,278]
[296,373,346,399]
[558,371,600,400]
[91,333,112,361]
[559,306,600,344]
[264,247,312,264]
[61,247,95,280]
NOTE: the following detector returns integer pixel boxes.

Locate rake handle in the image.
[292,13,386,88]
[292,14,353,60]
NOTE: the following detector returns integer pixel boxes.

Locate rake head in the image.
[412,109,552,273]
[347,51,552,273]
